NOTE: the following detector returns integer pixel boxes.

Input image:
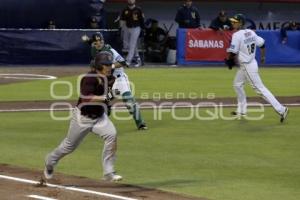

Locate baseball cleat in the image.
[231,111,246,116]
[44,165,54,180]
[280,107,289,123]
[103,172,122,182]
[138,124,148,130]
[133,63,141,68]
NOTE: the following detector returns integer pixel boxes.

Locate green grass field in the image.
[0,67,299,101]
[0,108,299,200]
[0,67,300,200]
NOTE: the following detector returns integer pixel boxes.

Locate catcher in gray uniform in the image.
[44,51,122,182]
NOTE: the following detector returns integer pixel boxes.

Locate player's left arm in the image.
[119,8,127,29]
[225,34,239,69]
[260,45,266,64]
[139,8,145,29]
[110,48,129,68]
[256,35,265,64]
[114,61,129,68]
[195,8,201,28]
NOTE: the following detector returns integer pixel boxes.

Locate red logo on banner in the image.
[185,29,233,61]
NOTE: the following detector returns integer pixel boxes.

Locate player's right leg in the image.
[44,107,93,179]
[112,74,147,130]
[244,64,287,120]
[122,26,129,51]
[233,68,247,116]
[92,114,122,181]
[122,91,147,129]
[126,27,141,66]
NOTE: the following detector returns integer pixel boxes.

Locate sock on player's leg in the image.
[122,91,145,128]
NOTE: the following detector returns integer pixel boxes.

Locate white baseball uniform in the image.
[227,29,286,115]
[110,48,131,96]
[97,45,146,129]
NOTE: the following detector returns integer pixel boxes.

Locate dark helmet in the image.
[91,32,104,42]
[94,51,113,70]
[230,13,246,25]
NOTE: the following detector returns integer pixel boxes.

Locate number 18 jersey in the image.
[227,29,264,63]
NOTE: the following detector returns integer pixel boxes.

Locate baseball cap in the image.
[230,13,245,25]
[95,51,113,67]
[92,32,104,42]
[219,10,227,17]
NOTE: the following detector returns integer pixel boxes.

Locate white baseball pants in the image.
[233,60,286,115]
[112,72,132,97]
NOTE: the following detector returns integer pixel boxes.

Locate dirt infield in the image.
[0,66,87,84]
[0,164,206,200]
[0,95,299,113]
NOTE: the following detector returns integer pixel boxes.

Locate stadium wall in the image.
[0,29,120,65]
[177,29,300,65]
[0,29,299,65]
[0,0,299,65]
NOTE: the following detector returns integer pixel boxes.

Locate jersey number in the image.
[247,43,255,55]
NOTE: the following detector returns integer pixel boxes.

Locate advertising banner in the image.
[185,29,232,61]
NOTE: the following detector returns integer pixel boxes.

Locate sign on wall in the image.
[185,29,232,62]
[177,29,300,65]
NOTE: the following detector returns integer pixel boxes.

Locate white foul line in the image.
[0,103,300,113]
[27,195,57,200]
[0,174,138,200]
[0,108,72,112]
[0,73,57,80]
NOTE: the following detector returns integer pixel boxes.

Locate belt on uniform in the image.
[127,26,140,28]
[82,114,100,119]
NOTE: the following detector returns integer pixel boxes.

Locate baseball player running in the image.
[44,51,122,182]
[225,14,289,122]
[82,32,148,130]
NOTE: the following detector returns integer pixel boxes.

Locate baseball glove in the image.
[224,58,236,70]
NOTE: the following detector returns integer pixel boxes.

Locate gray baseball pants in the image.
[124,26,141,64]
[45,107,117,176]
